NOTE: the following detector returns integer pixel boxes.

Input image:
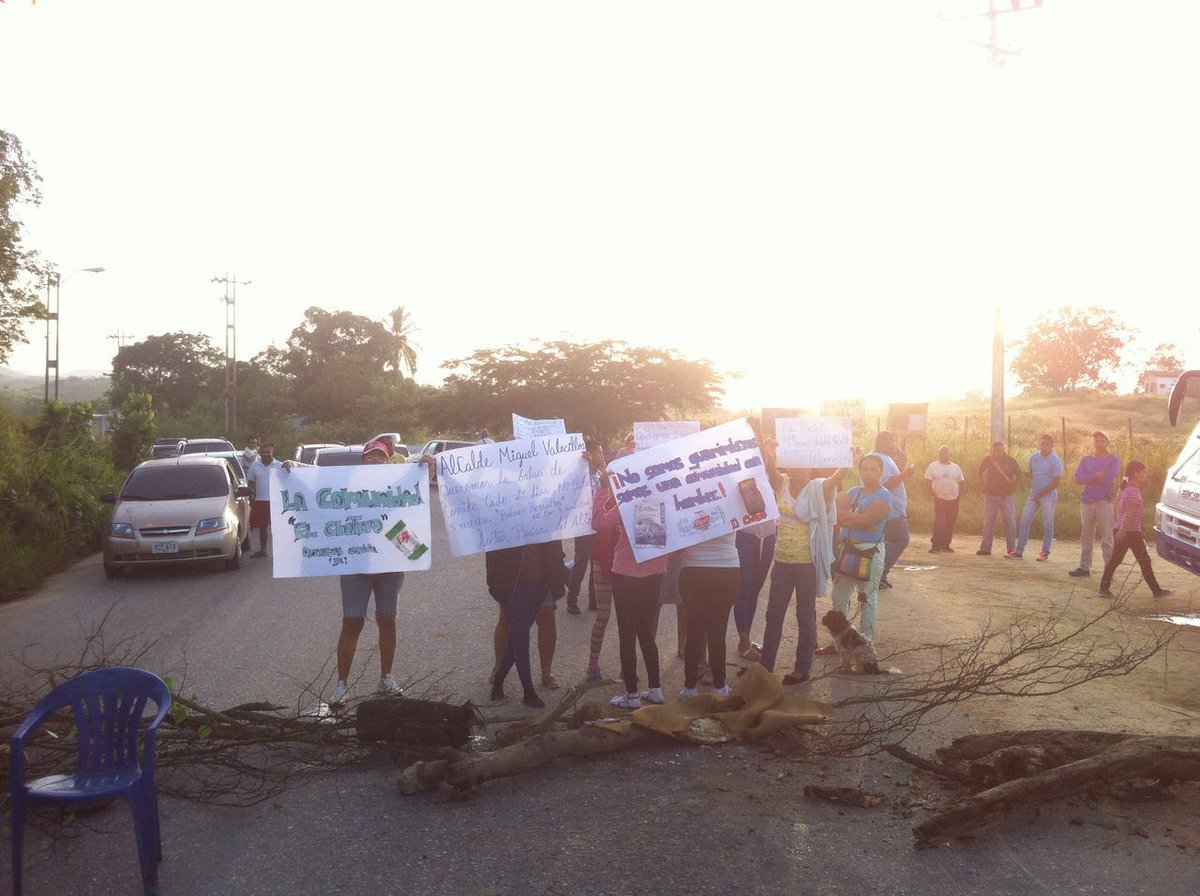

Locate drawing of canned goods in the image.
[384,519,429,561]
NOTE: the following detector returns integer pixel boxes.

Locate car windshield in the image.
[315,451,361,467]
[120,466,228,500]
[181,440,234,454]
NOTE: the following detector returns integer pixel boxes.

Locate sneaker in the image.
[1153,589,1175,599]
[611,693,642,709]
[1005,550,1022,559]
[639,687,665,705]
[1097,588,1115,598]
[329,680,349,704]
[714,684,732,696]
[522,691,545,709]
[815,644,838,656]
[878,579,893,590]
[378,674,402,694]
[782,672,809,685]
[585,664,602,682]
[679,686,699,699]
[1068,568,1090,577]
[1036,551,1050,561]
[541,674,561,689]
[976,550,991,556]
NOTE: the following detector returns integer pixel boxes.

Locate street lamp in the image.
[45,266,105,404]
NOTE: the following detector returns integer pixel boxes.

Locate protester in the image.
[587,443,668,709]
[1098,461,1174,600]
[733,518,775,660]
[679,529,741,699]
[327,439,407,703]
[492,594,560,691]
[868,432,914,589]
[923,444,966,552]
[1010,434,1062,561]
[487,539,568,708]
[826,452,893,644]
[245,442,282,557]
[477,429,495,444]
[584,442,620,680]
[1070,431,1120,578]
[976,441,1021,556]
[760,443,851,684]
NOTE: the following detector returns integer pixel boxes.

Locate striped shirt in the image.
[1114,484,1144,533]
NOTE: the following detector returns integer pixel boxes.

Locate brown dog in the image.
[821,609,881,674]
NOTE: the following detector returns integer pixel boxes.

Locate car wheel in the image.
[224,539,242,572]
[104,562,124,580]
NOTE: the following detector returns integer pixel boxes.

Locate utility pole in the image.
[107,330,135,350]
[212,274,251,437]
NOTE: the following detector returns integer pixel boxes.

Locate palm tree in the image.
[387,305,419,376]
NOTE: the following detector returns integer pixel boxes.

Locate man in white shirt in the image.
[924,444,966,553]
[245,442,282,557]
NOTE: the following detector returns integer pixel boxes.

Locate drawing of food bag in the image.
[633,499,667,548]
[384,519,429,561]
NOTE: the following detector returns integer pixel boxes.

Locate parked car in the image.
[101,456,252,579]
[294,442,345,465]
[177,438,236,456]
[150,437,184,459]
[313,445,366,467]
[416,438,475,485]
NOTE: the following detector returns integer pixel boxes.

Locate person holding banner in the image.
[587,444,668,709]
[827,453,893,645]
[487,539,568,709]
[868,432,914,589]
[759,449,852,684]
[329,439,408,704]
[678,530,741,698]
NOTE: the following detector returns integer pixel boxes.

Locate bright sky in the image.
[2,1,1198,413]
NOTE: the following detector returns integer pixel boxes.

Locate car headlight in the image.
[196,517,230,536]
[110,522,137,539]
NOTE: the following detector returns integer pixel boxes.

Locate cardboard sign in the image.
[887,402,928,434]
[269,463,432,578]
[607,418,778,563]
[511,414,567,439]
[436,434,593,556]
[774,417,854,468]
[633,420,701,451]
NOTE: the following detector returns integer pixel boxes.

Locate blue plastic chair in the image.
[9,666,172,896]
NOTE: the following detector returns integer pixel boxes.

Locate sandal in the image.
[738,645,763,661]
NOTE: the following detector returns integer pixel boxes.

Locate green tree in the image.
[276,307,399,424]
[109,391,157,471]
[1140,342,1186,378]
[1010,306,1135,394]
[108,332,224,414]
[434,340,724,443]
[0,130,49,364]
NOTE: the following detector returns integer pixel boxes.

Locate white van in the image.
[1156,370,1200,574]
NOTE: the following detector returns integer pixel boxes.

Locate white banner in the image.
[774,417,854,468]
[269,464,432,578]
[607,418,778,563]
[436,435,593,556]
[511,414,567,440]
[633,420,700,451]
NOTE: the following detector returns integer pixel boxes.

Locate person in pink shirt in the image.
[1098,461,1174,599]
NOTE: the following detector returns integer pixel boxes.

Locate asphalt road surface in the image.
[3,500,1198,895]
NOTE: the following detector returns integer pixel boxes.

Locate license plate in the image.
[152,541,179,554]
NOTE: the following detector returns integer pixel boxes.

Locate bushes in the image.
[0,402,120,603]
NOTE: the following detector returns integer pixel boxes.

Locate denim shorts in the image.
[339,572,404,619]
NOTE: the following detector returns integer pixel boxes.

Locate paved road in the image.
[3,504,1198,895]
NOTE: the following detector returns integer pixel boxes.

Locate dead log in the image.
[936,729,1132,762]
[398,725,652,794]
[883,744,977,786]
[914,735,1200,846]
[355,696,478,747]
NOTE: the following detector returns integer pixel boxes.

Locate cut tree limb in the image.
[398,725,653,794]
[914,734,1200,845]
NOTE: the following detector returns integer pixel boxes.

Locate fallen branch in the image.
[913,734,1200,846]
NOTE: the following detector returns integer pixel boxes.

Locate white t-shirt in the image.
[924,461,965,500]
[246,458,281,502]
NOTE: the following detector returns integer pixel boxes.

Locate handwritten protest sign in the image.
[512,414,566,440]
[633,420,700,451]
[269,463,432,578]
[607,418,778,564]
[774,417,854,468]
[887,402,928,434]
[436,435,593,556]
[820,399,866,432]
